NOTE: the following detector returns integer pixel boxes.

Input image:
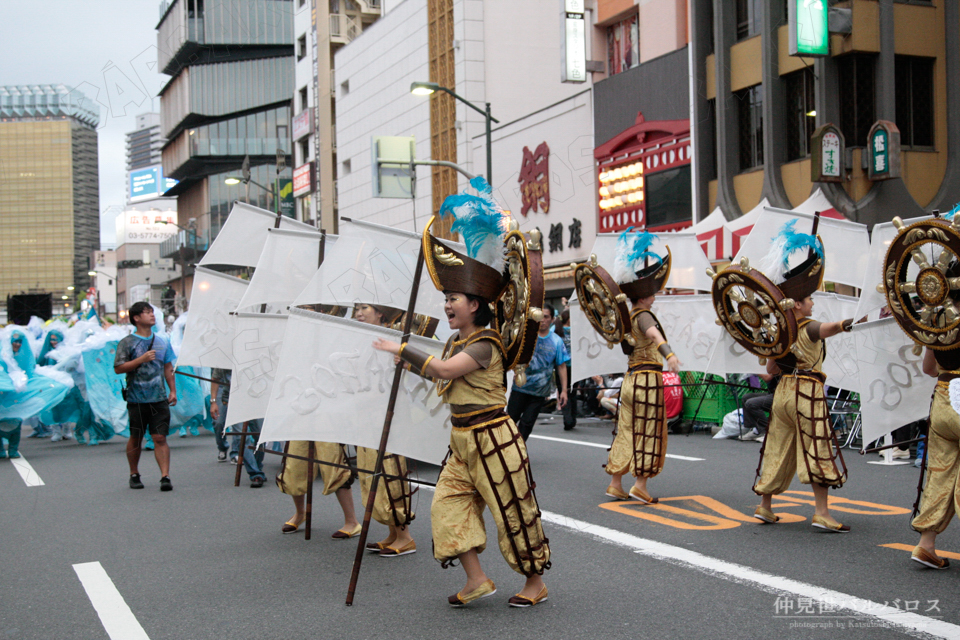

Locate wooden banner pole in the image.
[345,244,425,606]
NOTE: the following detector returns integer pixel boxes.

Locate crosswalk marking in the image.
[10,455,44,486]
[73,562,151,640]
[529,434,704,461]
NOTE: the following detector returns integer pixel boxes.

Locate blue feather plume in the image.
[613,227,663,284]
[758,219,823,284]
[944,202,960,219]
[438,177,506,270]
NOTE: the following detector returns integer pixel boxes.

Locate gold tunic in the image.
[754,320,846,494]
[911,367,960,534]
[605,309,668,479]
[430,330,551,577]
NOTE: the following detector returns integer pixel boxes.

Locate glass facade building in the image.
[157,0,295,302]
[0,85,99,304]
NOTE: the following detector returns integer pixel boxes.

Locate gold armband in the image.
[399,343,433,377]
[664,352,675,360]
[658,342,674,358]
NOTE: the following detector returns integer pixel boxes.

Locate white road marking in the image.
[542,512,957,639]
[73,562,151,640]
[529,434,704,461]
[10,455,44,486]
[419,482,953,636]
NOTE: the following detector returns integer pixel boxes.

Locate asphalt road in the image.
[2,415,958,640]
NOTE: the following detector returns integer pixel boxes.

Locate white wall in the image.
[479,89,596,270]
[335,0,596,248]
[334,0,433,232]
[294,0,317,224]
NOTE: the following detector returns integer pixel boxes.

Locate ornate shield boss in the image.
[496,226,545,386]
[710,257,797,361]
[572,256,631,350]
[882,216,960,351]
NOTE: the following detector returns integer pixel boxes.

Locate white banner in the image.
[177,267,250,369]
[705,330,766,376]
[569,295,722,383]
[854,317,931,446]
[292,234,338,306]
[651,295,723,373]
[854,215,933,321]
[588,232,715,292]
[258,309,451,465]
[237,228,323,311]
[569,299,625,384]
[199,201,317,268]
[224,313,288,426]
[703,292,862,386]
[732,207,869,289]
[811,293,861,393]
[301,218,458,319]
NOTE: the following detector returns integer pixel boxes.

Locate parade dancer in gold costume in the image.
[604,230,681,504]
[374,177,551,607]
[911,347,960,569]
[354,303,417,557]
[750,222,853,532]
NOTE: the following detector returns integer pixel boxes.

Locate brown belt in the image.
[938,372,960,384]
[783,370,826,385]
[451,407,509,431]
[628,363,663,374]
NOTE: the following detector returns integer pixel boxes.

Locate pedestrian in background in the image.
[507,303,570,440]
[114,302,177,491]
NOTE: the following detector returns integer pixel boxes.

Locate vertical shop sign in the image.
[561,0,586,82]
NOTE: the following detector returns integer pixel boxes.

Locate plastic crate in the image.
[679,372,747,425]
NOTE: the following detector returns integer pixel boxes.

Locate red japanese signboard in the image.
[518,142,550,216]
[293,162,314,198]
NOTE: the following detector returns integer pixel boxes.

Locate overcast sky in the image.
[1,1,169,248]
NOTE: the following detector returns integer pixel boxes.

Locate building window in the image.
[737,84,764,171]
[837,54,876,147]
[297,35,307,61]
[895,55,934,148]
[607,13,639,75]
[299,138,310,164]
[785,69,816,161]
[706,98,717,181]
[299,87,309,112]
[736,0,761,41]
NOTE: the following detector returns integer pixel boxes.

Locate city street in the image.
[3,416,957,640]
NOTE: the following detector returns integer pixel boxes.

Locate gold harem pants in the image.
[275,441,353,497]
[912,385,960,534]
[431,411,551,577]
[605,366,667,478]
[357,446,416,527]
[754,373,847,494]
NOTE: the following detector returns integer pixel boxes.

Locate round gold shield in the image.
[711,260,797,360]
[882,217,960,351]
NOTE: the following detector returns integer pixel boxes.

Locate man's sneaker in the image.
[160,476,173,492]
[129,474,144,489]
[251,476,265,488]
[217,450,228,463]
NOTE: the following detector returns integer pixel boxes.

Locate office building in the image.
[0,84,100,307]
[156,0,296,301]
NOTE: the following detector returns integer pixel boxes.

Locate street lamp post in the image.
[225,176,279,214]
[87,270,118,321]
[410,81,499,183]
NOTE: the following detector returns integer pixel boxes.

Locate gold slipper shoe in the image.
[448,579,496,607]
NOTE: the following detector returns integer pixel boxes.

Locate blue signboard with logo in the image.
[130,165,179,201]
